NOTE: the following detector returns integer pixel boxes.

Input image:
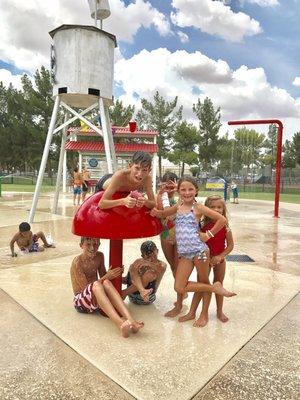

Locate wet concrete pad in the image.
[0,254,299,400]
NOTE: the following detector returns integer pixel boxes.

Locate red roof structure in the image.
[67,126,157,138]
[65,141,158,153]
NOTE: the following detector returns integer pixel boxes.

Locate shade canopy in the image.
[72,191,163,239]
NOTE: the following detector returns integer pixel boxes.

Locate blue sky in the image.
[0,0,299,139]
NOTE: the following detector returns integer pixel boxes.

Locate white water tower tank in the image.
[49,24,117,108]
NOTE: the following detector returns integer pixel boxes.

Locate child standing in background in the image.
[179,195,234,325]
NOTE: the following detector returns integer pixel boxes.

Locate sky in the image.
[0,0,299,140]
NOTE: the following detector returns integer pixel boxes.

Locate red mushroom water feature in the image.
[72,191,162,293]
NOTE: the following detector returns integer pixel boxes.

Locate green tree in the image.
[233,128,265,179]
[217,133,234,177]
[193,97,221,172]
[136,91,182,177]
[109,99,134,126]
[168,121,198,176]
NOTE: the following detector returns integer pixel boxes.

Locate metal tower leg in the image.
[52,113,68,214]
[29,96,61,223]
[103,104,117,170]
[99,98,115,173]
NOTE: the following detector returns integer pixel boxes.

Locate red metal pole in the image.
[109,239,123,293]
[228,119,283,218]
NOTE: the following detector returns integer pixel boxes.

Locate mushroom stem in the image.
[109,239,123,293]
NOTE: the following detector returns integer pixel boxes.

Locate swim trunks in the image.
[73,282,99,313]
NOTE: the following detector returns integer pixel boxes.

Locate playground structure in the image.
[228,119,283,218]
[29,1,118,223]
[63,125,158,195]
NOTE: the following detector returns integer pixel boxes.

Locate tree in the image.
[109,99,134,126]
[263,124,277,177]
[136,91,182,177]
[193,97,221,172]
[283,132,300,168]
[217,133,234,177]
[233,128,265,179]
[168,121,198,176]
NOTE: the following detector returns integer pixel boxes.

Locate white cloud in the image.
[240,0,279,6]
[292,77,300,87]
[0,0,172,72]
[115,48,300,139]
[0,69,26,90]
[171,0,262,42]
[177,31,189,43]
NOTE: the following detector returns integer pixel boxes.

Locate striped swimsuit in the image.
[175,205,208,260]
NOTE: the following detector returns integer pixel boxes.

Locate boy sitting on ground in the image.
[122,241,167,304]
[10,222,54,257]
[70,237,144,338]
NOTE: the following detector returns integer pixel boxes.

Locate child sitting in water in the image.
[122,241,167,305]
[10,222,54,257]
[70,237,144,338]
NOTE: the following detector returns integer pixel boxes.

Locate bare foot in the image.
[164,306,182,318]
[213,282,236,297]
[130,320,144,334]
[193,313,208,328]
[217,311,229,323]
[173,292,188,306]
[44,244,55,248]
[120,320,131,338]
[178,312,195,323]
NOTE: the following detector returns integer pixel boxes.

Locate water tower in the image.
[29,0,117,222]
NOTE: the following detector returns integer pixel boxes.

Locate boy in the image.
[122,241,167,305]
[70,237,144,338]
[98,151,155,210]
[73,167,83,206]
[10,222,54,257]
[81,167,91,202]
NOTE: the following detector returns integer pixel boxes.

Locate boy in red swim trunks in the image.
[70,237,144,338]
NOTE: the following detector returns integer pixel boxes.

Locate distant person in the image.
[231,181,239,204]
[81,167,91,202]
[70,237,144,338]
[73,167,83,206]
[10,222,54,257]
[122,241,166,305]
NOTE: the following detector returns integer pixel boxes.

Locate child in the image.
[150,176,236,327]
[70,237,144,338]
[122,241,167,305]
[156,172,184,317]
[73,167,83,206]
[81,167,91,202]
[179,195,234,326]
[10,222,54,257]
[231,181,239,204]
[98,151,155,210]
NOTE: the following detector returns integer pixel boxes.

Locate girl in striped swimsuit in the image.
[151,176,236,327]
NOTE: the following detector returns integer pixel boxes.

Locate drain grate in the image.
[226,254,255,262]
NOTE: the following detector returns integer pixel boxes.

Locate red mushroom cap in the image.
[72,191,163,239]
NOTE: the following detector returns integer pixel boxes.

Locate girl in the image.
[151,177,236,327]
[179,195,234,326]
[156,172,182,316]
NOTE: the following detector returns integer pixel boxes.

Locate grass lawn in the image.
[1,184,54,193]
[199,190,300,204]
[1,184,299,204]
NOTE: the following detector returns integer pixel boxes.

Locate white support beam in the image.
[29,96,60,223]
[53,102,98,134]
[103,101,117,170]
[60,101,103,137]
[99,98,114,173]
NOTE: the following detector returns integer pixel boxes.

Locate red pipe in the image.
[109,239,123,293]
[228,119,283,218]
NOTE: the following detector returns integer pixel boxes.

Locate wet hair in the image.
[74,167,79,172]
[80,237,99,245]
[162,171,178,182]
[131,151,152,168]
[140,240,157,257]
[177,175,198,196]
[203,195,228,226]
[19,222,31,232]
